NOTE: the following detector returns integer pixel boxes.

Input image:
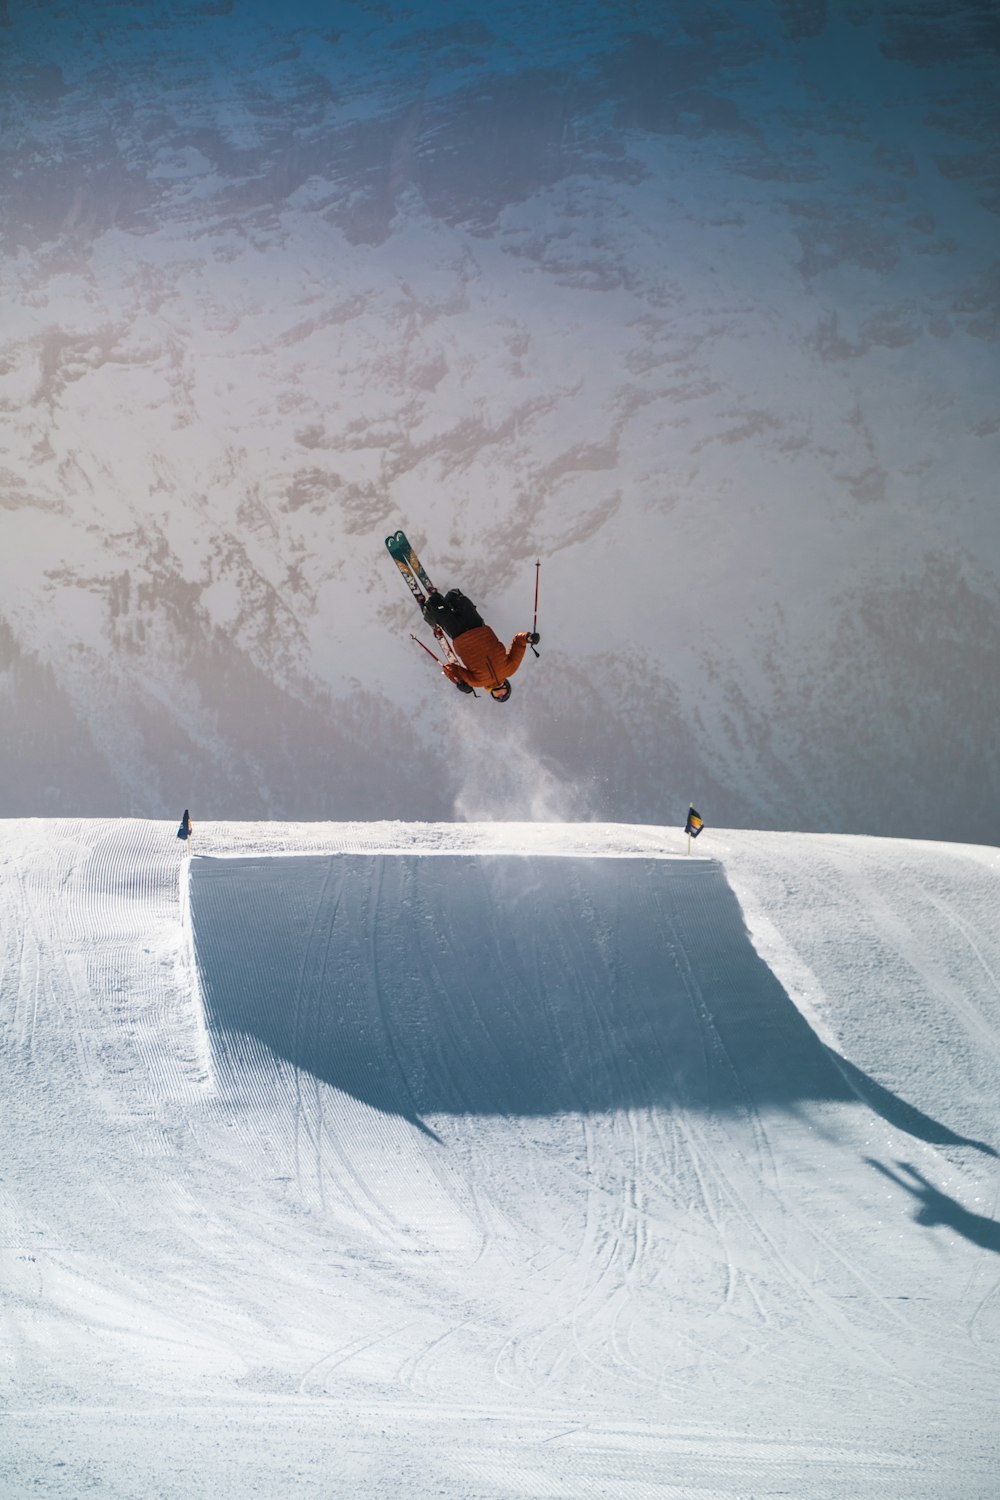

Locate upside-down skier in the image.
[422,588,538,702]
[385,530,540,701]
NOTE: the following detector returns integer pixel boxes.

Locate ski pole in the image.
[410,632,441,664]
[529,559,541,657]
[410,633,479,695]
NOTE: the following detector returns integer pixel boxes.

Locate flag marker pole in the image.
[684,804,703,854]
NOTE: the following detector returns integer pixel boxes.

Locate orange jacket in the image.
[443,627,529,691]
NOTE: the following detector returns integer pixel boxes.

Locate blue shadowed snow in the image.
[190,853,990,1153]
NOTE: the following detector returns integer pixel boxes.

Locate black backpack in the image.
[441,589,484,637]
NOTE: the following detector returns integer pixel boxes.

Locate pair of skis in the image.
[384,530,463,671]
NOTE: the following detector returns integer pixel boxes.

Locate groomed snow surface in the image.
[2,820,999,1498]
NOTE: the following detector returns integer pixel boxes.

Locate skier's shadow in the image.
[867,1160,1000,1254]
[189,853,996,1158]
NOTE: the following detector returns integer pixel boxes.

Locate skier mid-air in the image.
[385,530,539,701]
[422,588,535,701]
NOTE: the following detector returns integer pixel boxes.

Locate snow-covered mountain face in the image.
[3,1,999,835]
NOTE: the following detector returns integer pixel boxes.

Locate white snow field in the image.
[2,819,999,1498]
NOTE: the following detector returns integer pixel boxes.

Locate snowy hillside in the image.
[2,818,999,1497]
[3,1,1000,838]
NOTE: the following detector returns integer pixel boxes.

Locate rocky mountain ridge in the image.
[3,0,998,836]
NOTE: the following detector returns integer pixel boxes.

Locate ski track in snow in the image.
[2,819,1000,1498]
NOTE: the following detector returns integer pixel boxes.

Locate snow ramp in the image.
[3,820,999,1500]
[191,852,980,1149]
[182,836,999,1498]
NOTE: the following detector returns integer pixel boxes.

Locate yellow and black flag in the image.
[684,806,704,839]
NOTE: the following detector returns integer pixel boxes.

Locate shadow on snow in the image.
[868,1160,1000,1254]
[190,854,994,1156]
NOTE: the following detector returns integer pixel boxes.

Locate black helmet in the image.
[490,680,512,703]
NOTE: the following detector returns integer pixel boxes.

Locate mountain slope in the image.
[2,1,1000,836]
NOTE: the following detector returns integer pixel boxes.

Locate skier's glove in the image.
[454,679,475,695]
